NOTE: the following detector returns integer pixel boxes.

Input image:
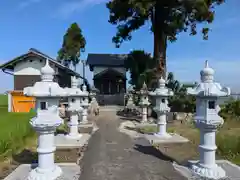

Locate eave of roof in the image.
[0,48,85,80]
[93,68,126,80]
[86,53,127,66]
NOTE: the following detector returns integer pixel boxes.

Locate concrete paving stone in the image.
[55,133,91,149]
[4,163,80,180]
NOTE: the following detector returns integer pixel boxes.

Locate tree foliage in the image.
[219,99,240,120]
[125,50,155,90]
[107,0,225,77]
[57,22,86,70]
[165,73,195,113]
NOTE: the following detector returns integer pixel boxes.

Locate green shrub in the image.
[219,99,240,120]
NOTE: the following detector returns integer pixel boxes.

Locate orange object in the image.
[9,91,35,112]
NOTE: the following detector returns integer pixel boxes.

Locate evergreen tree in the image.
[57,22,86,71]
[107,0,225,78]
[125,50,155,90]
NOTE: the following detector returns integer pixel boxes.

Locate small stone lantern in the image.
[139,82,150,123]
[23,59,67,180]
[187,60,230,179]
[89,85,99,115]
[81,84,89,124]
[149,77,173,138]
[65,76,85,139]
[126,86,135,109]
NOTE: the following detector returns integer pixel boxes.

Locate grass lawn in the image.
[0,94,8,108]
[0,94,38,178]
[0,94,82,179]
[138,119,240,165]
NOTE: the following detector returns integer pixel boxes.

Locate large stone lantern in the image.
[23,59,67,180]
[64,76,86,139]
[81,84,89,124]
[139,82,150,123]
[187,60,230,179]
[149,77,173,138]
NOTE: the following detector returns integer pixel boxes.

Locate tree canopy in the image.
[107,0,225,77]
[124,50,155,90]
[57,22,86,71]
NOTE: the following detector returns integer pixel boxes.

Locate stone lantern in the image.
[149,77,173,138]
[126,86,135,109]
[89,85,98,104]
[81,83,89,124]
[187,60,230,179]
[23,59,67,180]
[64,76,86,139]
[139,82,150,123]
[89,85,99,115]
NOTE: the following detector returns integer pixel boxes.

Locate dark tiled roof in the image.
[0,48,86,81]
[86,54,127,66]
[93,68,126,79]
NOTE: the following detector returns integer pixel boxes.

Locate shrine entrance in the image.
[93,68,126,105]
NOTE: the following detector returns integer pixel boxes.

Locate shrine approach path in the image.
[79,111,187,180]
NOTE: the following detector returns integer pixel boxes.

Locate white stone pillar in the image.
[142,107,148,123]
[27,112,63,180]
[80,95,89,124]
[81,105,88,124]
[66,113,82,139]
[199,128,217,168]
[155,112,170,138]
[8,92,12,112]
[37,129,56,172]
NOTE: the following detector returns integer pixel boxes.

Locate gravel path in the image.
[79,111,187,180]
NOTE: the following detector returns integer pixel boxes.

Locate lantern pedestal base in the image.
[191,162,226,180]
[27,165,62,180]
[3,163,81,180]
[154,132,172,139]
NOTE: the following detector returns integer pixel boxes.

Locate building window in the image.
[72,98,75,103]
[208,101,215,109]
[161,99,165,103]
[29,59,33,62]
[40,102,47,110]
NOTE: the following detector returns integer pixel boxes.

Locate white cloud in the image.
[18,0,42,9]
[55,0,108,19]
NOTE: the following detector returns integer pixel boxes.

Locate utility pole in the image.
[81,60,86,80]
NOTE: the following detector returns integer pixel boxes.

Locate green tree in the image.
[125,50,155,90]
[57,22,86,71]
[166,72,180,92]
[107,0,224,78]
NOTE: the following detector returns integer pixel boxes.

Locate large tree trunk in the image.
[153,6,167,80]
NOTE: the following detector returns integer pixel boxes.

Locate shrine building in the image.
[86,53,127,105]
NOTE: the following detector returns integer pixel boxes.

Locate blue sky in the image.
[0,0,240,93]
